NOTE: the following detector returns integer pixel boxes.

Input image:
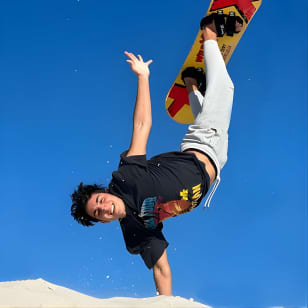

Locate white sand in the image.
[0,278,211,308]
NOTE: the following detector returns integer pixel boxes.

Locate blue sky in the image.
[0,1,307,307]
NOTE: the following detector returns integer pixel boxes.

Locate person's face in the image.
[86,192,126,223]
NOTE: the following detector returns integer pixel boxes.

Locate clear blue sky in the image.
[1,1,307,307]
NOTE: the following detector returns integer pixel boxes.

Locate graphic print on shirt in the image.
[139,183,202,230]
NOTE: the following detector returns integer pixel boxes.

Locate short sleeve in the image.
[140,236,169,269]
[119,150,147,168]
[120,212,169,270]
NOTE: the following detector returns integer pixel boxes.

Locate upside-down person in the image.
[71,14,242,296]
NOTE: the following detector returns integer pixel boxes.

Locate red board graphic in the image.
[168,85,189,117]
[211,0,256,21]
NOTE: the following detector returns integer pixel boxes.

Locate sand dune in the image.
[0,278,211,308]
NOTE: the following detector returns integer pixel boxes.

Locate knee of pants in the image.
[202,128,228,170]
[206,75,234,95]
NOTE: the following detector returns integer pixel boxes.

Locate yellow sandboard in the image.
[165,0,262,124]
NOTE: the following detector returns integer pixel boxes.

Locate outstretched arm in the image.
[125,51,153,157]
[153,249,172,296]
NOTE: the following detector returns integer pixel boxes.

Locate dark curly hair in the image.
[71,182,108,227]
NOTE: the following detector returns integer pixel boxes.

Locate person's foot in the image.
[181,67,206,94]
[200,12,224,40]
[183,77,198,94]
[200,12,243,40]
[202,21,218,41]
[200,14,218,41]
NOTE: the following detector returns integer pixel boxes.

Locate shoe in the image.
[200,11,225,37]
[181,67,206,94]
[200,11,243,37]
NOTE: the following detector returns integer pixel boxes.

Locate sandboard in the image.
[165,0,262,124]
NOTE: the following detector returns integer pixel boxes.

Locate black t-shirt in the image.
[108,150,210,269]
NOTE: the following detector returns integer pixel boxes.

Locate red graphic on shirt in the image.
[153,198,193,226]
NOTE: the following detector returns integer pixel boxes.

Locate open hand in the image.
[124,51,153,77]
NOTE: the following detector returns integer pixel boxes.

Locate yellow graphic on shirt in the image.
[191,183,202,208]
[180,189,189,200]
[180,183,202,209]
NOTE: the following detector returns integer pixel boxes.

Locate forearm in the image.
[124,51,153,156]
[153,262,172,296]
[133,75,152,128]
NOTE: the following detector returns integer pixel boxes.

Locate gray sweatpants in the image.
[180,40,234,207]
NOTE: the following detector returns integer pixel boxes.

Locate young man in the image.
[71,16,239,296]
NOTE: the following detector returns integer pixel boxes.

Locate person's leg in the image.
[189,90,205,119]
[181,18,238,208]
[181,21,234,172]
[183,76,205,119]
[195,23,234,132]
[182,71,205,119]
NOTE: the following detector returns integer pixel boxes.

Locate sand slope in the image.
[0,278,211,308]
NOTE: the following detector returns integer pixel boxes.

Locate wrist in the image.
[137,73,149,80]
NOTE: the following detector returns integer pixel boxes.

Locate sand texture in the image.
[0,278,211,308]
